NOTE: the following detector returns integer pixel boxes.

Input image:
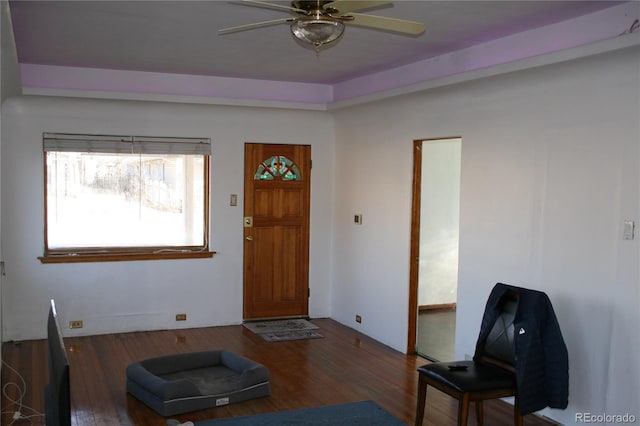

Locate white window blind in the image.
[43,133,211,155]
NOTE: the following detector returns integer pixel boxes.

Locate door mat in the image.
[243,319,322,342]
[243,318,319,334]
[260,330,324,342]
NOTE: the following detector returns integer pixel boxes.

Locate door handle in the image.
[246,235,254,241]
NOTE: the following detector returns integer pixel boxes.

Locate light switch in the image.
[354,214,363,225]
[623,220,635,240]
[230,194,238,206]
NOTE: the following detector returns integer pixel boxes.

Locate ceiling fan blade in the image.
[347,13,425,35]
[238,0,306,14]
[324,1,392,15]
[218,18,294,34]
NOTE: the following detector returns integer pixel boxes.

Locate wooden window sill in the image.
[38,251,216,264]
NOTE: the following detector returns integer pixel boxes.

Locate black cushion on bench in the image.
[126,350,270,416]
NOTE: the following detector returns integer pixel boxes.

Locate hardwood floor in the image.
[1,318,556,425]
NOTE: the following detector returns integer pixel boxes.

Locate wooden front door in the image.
[243,143,311,319]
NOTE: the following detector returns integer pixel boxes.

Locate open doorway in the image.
[407,137,461,360]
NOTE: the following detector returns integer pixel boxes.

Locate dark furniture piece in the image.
[44,299,71,426]
[126,350,270,416]
[415,283,568,426]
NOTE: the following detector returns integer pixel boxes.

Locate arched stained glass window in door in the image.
[254,155,301,181]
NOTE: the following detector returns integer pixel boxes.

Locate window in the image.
[40,133,214,263]
[254,155,301,181]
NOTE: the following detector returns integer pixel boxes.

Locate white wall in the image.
[1,0,21,103]
[1,0,23,369]
[1,96,335,340]
[332,46,639,424]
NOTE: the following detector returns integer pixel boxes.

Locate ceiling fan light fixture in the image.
[290,18,345,48]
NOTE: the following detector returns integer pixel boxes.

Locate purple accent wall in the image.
[20,64,333,104]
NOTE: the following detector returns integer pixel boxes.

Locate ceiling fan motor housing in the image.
[292,1,338,15]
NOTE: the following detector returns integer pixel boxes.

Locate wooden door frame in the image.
[407,139,422,353]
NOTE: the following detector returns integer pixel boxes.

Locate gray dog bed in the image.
[126,350,270,416]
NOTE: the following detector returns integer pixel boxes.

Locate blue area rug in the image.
[194,400,406,425]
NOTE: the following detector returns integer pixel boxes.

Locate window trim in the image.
[38,250,215,264]
[39,133,215,263]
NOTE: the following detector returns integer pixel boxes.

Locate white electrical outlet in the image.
[623,220,635,240]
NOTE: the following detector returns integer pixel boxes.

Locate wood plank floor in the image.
[1,318,556,425]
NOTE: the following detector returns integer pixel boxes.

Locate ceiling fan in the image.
[219,0,426,51]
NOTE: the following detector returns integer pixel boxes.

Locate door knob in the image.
[246,236,254,241]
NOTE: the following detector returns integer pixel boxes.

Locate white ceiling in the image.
[8,0,624,85]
